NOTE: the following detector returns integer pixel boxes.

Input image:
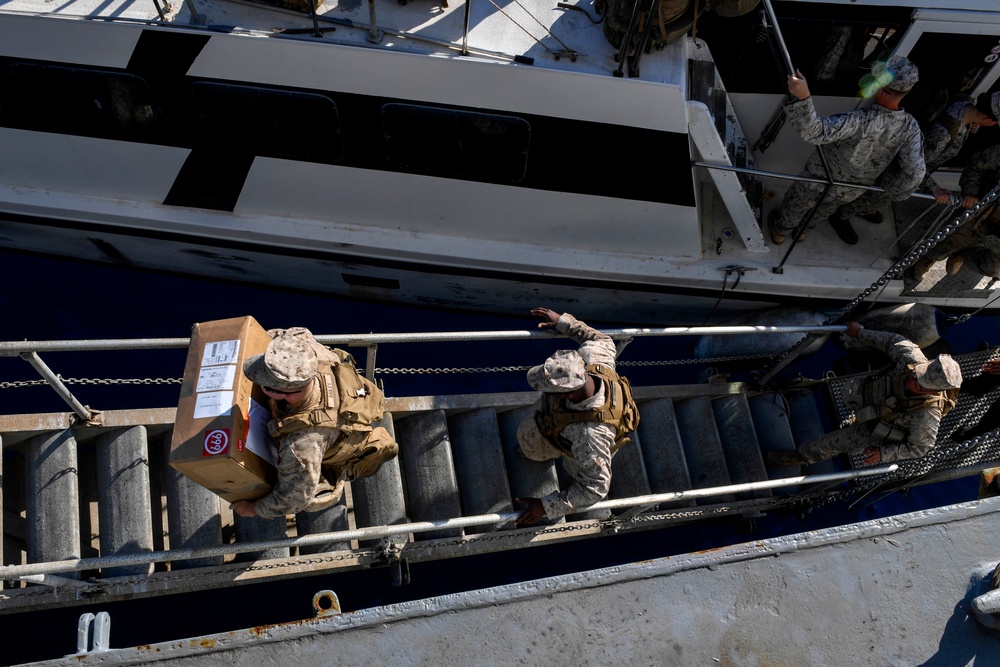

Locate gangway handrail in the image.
[0,463,897,580]
[0,324,850,356]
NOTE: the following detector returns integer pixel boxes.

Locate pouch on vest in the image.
[329,348,386,431]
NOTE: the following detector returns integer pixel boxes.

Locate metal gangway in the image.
[3,321,995,617]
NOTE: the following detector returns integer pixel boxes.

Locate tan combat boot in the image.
[910,257,935,280]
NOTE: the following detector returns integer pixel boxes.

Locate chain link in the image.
[0,376,182,389]
[760,185,1000,382]
[1,352,771,390]
[826,185,1000,326]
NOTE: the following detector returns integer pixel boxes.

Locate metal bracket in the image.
[391,558,410,587]
[313,590,342,618]
[74,611,111,655]
[372,538,409,586]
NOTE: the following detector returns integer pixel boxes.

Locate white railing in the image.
[0,464,896,580]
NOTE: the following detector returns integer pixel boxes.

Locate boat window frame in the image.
[189,80,345,164]
[5,62,171,142]
[892,10,1000,164]
[895,9,1000,98]
[381,103,532,184]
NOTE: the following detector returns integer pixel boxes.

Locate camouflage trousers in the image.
[517,413,567,462]
[516,413,611,495]
[797,423,880,464]
[837,189,894,219]
[923,205,1000,276]
[775,179,867,235]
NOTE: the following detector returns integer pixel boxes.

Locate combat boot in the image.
[910,257,935,280]
[768,210,785,245]
[766,449,807,467]
[946,254,964,275]
[861,211,885,224]
[828,212,859,245]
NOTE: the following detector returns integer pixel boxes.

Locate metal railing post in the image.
[19,352,94,423]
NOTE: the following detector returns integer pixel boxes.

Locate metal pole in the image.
[0,338,190,355]
[462,0,472,55]
[690,162,942,202]
[367,0,383,43]
[364,344,378,381]
[19,352,93,423]
[757,0,835,237]
[0,325,854,357]
[759,0,793,74]
[0,463,897,578]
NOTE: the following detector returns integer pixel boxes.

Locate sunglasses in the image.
[262,386,306,396]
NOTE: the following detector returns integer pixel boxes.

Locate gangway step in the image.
[3,380,849,615]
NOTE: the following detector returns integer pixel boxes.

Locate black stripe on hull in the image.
[0,27,696,212]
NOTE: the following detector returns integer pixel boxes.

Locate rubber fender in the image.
[694,307,829,359]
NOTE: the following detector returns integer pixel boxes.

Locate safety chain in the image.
[826,183,1000,327]
[0,377,182,389]
[375,366,531,375]
[759,184,1000,384]
[0,353,771,389]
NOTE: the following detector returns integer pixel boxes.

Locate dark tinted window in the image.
[8,63,168,141]
[382,104,530,183]
[695,5,910,96]
[191,82,343,162]
[905,32,1000,165]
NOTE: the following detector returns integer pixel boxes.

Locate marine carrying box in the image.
[169,316,278,503]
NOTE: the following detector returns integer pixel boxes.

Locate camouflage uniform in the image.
[842,100,971,218]
[774,61,925,236]
[918,144,1000,273]
[244,329,397,519]
[796,329,960,464]
[517,313,619,521]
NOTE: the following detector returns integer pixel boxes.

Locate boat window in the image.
[695,5,911,97]
[191,82,344,163]
[381,104,530,183]
[7,63,169,141]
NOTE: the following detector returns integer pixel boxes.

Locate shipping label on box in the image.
[169,316,278,503]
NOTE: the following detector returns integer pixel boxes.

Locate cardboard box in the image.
[169,316,278,502]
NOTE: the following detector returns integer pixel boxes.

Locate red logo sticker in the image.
[203,428,230,456]
[238,439,245,452]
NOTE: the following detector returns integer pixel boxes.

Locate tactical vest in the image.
[534,363,640,458]
[266,341,385,438]
[854,373,957,443]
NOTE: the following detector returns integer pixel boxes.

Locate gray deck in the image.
[20,497,1000,666]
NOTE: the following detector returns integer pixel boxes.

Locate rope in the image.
[483,0,576,55]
